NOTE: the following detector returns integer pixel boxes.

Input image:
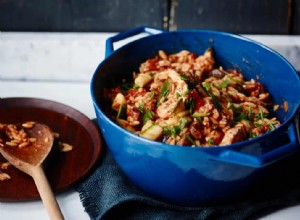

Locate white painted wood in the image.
[0,32,113,81]
[1,33,299,82]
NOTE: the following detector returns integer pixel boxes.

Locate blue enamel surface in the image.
[91,27,300,206]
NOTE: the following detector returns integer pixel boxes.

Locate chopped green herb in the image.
[151,91,155,99]
[157,79,170,107]
[227,102,233,109]
[247,106,253,120]
[257,110,266,121]
[119,81,140,93]
[268,122,276,131]
[228,75,244,86]
[235,105,243,112]
[193,112,210,118]
[249,131,257,138]
[163,117,189,138]
[161,79,170,97]
[185,97,195,114]
[164,126,178,138]
[219,80,230,89]
[254,122,263,127]
[195,116,203,124]
[225,95,233,103]
[180,75,188,81]
[133,84,140,89]
[178,117,188,130]
[184,89,190,96]
[119,82,132,93]
[186,134,196,145]
[143,110,155,125]
[203,82,211,91]
[210,94,222,111]
[139,102,145,114]
[236,112,248,122]
[173,99,183,113]
[117,105,127,120]
[207,138,215,145]
[231,105,250,126]
[200,82,222,112]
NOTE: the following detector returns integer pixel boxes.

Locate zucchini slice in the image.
[140,123,163,140]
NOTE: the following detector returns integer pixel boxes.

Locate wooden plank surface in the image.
[172,0,290,34]
[0,0,299,34]
[0,0,168,32]
[292,0,300,34]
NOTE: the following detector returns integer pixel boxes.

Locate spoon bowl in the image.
[0,122,64,220]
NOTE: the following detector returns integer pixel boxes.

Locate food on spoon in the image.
[0,122,37,148]
[105,49,281,147]
[0,121,73,181]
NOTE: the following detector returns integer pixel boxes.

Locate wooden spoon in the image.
[0,122,64,220]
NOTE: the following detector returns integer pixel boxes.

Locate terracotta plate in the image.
[0,97,102,201]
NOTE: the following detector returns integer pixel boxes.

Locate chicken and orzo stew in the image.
[106,48,281,147]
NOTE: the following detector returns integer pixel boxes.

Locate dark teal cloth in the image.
[76,121,300,220]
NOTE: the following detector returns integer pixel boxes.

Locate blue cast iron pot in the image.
[91,27,300,206]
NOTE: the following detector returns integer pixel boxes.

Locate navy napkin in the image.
[76,122,300,220]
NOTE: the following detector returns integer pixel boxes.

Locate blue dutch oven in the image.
[91,27,300,206]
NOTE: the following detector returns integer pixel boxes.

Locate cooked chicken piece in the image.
[154,69,189,119]
[219,123,247,146]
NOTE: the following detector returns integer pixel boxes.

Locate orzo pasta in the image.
[106,49,281,147]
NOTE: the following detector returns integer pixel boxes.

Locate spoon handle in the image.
[32,166,64,220]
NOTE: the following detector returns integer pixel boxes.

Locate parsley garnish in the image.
[192,112,210,125]
[164,127,178,139]
[257,109,266,121]
[178,117,188,130]
[194,116,203,124]
[254,123,263,127]
[228,75,244,86]
[203,82,211,91]
[249,131,257,138]
[119,81,132,93]
[133,83,140,89]
[207,138,215,145]
[185,97,195,114]
[236,112,248,122]
[180,75,188,81]
[119,82,139,93]
[268,122,276,131]
[164,117,189,138]
[156,79,170,107]
[150,91,155,99]
[139,102,145,114]
[138,101,155,125]
[143,110,155,125]
[247,106,253,121]
[186,134,196,145]
[219,80,230,89]
[231,105,250,126]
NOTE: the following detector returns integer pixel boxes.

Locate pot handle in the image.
[105,26,163,58]
[214,123,299,168]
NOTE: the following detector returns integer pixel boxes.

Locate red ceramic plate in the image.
[0,97,102,201]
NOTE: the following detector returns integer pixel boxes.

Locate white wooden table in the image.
[0,32,300,219]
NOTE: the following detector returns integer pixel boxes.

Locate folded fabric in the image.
[76,138,300,220]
